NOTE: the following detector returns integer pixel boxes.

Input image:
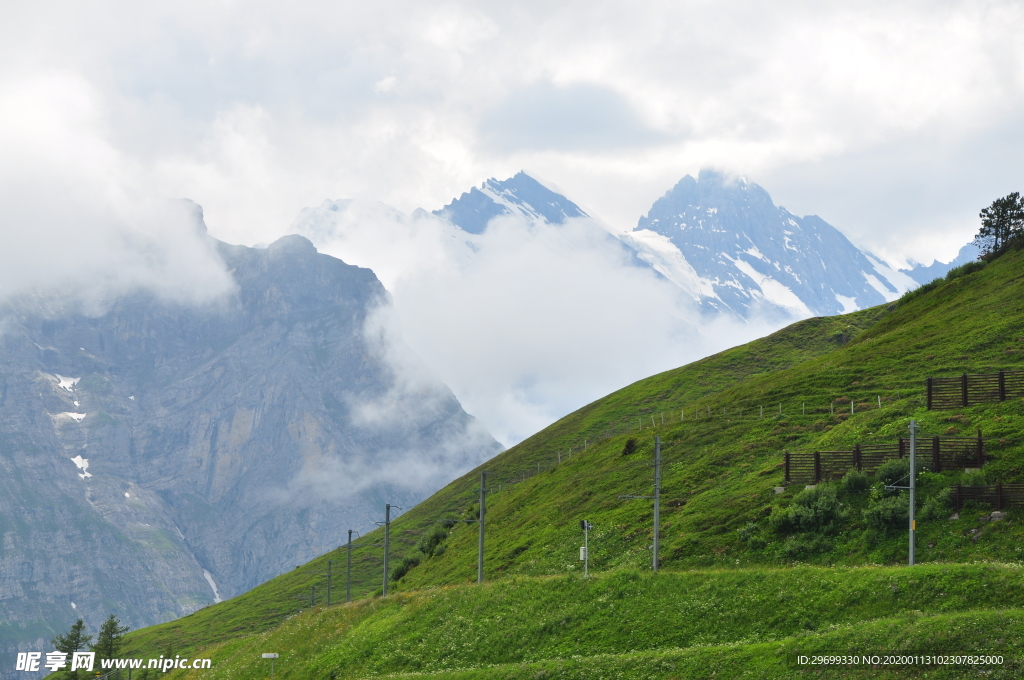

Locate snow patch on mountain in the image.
[434,171,588,234]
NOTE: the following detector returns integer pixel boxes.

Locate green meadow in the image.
[109,248,1024,678]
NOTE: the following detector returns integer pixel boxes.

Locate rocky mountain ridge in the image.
[0,218,500,676]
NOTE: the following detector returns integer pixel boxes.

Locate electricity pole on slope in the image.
[478,471,487,584]
[377,504,400,596]
[618,435,662,572]
[346,530,353,603]
[909,420,917,566]
[653,436,661,572]
[884,421,917,566]
[580,519,593,578]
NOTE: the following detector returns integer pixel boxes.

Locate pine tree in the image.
[51,618,92,680]
[976,192,1024,256]
[91,614,130,660]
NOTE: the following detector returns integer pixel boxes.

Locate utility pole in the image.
[909,420,917,566]
[617,435,663,572]
[580,519,593,577]
[327,560,332,606]
[382,504,392,597]
[346,530,353,603]
[478,470,487,584]
[653,436,661,572]
[884,421,918,567]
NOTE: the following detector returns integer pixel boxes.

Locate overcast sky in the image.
[3,1,1024,443]
[4,1,1024,264]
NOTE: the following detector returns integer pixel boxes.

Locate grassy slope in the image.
[120,249,1024,674]
[168,565,1023,679]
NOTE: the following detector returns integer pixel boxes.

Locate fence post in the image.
[932,436,940,473]
[813,451,821,484]
[999,370,1007,402]
[784,452,790,484]
[961,373,969,407]
[997,482,1003,511]
[977,429,984,467]
[899,437,906,459]
[853,444,861,471]
[926,377,933,410]
[955,484,961,512]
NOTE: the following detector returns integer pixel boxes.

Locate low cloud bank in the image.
[296,202,797,446]
[0,73,234,312]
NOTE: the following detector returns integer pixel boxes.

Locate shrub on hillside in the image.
[946,261,986,281]
[841,469,870,494]
[738,522,766,550]
[919,487,955,520]
[390,555,420,582]
[961,469,987,486]
[418,524,450,557]
[863,493,908,534]
[621,438,638,456]
[782,533,833,559]
[876,459,910,489]
[769,483,845,534]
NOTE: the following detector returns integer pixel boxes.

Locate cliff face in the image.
[0,232,500,673]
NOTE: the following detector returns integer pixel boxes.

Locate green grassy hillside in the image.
[115,249,1024,677]
[164,565,1021,679]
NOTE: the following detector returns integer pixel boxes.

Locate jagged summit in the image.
[625,169,915,317]
[433,171,588,233]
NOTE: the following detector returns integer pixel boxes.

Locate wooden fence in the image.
[785,433,985,484]
[927,370,1024,410]
[955,484,1024,511]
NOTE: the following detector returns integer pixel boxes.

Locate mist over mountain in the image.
[431,170,974,320]
[0,216,499,673]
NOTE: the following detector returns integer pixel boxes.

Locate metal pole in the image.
[653,435,661,572]
[327,560,332,606]
[346,530,352,603]
[584,522,589,578]
[909,420,916,566]
[383,504,391,596]
[478,470,487,584]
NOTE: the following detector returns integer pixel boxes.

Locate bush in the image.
[621,438,638,456]
[961,469,986,486]
[876,458,910,489]
[390,555,421,582]
[738,522,766,551]
[863,493,908,534]
[898,279,941,304]
[919,487,955,520]
[946,261,985,281]
[417,524,450,557]
[769,484,845,535]
[841,469,870,494]
[781,533,833,559]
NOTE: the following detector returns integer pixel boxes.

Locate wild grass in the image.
[117,248,1024,677]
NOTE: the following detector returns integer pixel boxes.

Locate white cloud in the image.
[2,0,1023,440]
[1,1,1022,267]
[296,203,791,445]
[0,72,235,309]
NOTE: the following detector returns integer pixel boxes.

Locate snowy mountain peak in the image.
[629,169,916,318]
[434,171,588,233]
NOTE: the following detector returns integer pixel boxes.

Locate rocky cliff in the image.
[0,221,500,675]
